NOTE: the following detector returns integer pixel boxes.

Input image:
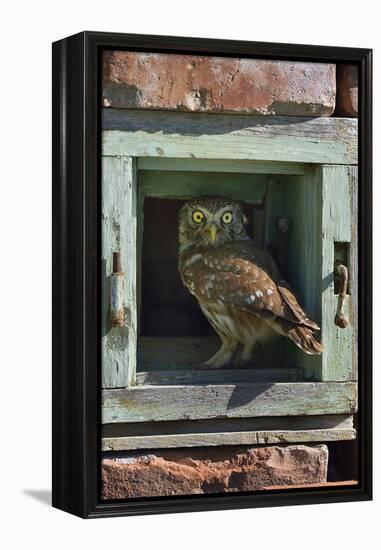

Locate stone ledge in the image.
[102,51,336,117]
[101,444,328,499]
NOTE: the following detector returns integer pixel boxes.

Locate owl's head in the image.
[179,196,249,251]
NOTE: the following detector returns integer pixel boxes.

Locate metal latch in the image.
[334,264,349,328]
[108,251,129,351]
[110,251,125,327]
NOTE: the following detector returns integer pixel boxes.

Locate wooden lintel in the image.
[102,109,357,165]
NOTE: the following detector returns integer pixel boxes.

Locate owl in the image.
[178,196,323,369]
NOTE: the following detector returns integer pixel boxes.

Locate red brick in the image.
[101,444,328,499]
[336,64,358,117]
[102,51,336,117]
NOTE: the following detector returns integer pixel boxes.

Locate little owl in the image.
[178,196,323,369]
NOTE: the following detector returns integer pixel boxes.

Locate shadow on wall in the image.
[23,489,51,507]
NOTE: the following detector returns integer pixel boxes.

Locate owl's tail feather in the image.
[288,326,324,355]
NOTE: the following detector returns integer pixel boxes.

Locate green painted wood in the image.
[264,166,357,382]
[137,336,303,384]
[102,415,355,451]
[136,172,144,334]
[264,172,323,379]
[136,368,304,385]
[138,336,219,370]
[102,160,357,387]
[350,167,359,381]
[138,170,266,203]
[103,130,354,165]
[138,158,307,175]
[321,165,357,381]
[102,109,357,165]
[102,156,138,388]
[102,382,357,423]
[101,112,358,393]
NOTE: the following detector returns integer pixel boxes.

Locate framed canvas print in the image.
[52,32,372,518]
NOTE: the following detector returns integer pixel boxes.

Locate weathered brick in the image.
[102,51,336,117]
[336,64,358,117]
[101,444,328,499]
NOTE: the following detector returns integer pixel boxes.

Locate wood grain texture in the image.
[138,158,307,175]
[321,165,357,381]
[101,115,358,388]
[102,429,355,450]
[102,109,358,165]
[137,368,304,385]
[102,382,357,423]
[138,170,266,203]
[103,414,354,436]
[102,415,355,450]
[264,173,322,379]
[264,166,357,382]
[137,336,220,370]
[299,167,324,380]
[138,333,295,375]
[102,157,138,388]
[350,167,359,381]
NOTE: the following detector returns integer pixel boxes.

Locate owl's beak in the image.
[208,224,218,242]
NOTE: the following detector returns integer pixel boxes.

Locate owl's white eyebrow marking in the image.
[267,289,273,295]
[255,290,263,298]
[186,253,203,266]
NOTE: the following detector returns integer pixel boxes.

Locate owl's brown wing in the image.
[184,244,319,330]
[218,242,320,330]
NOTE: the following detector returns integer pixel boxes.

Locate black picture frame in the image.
[52,31,372,518]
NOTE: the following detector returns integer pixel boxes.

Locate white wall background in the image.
[0,0,378,547]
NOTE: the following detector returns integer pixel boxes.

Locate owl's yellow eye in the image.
[222,211,233,224]
[192,210,205,224]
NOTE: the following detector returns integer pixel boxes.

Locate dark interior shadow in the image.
[23,489,51,506]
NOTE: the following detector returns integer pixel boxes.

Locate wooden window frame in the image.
[100,109,359,451]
